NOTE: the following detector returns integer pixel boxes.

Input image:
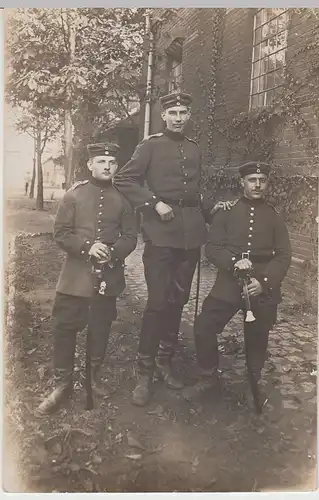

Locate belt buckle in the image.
[241,252,250,260]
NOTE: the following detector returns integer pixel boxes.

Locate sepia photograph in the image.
[2,6,318,493]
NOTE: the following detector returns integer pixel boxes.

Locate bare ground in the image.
[3,231,317,493]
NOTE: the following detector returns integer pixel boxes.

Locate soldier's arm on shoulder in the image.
[205,210,237,271]
[114,138,160,209]
[54,190,93,260]
[259,212,292,291]
[109,195,137,262]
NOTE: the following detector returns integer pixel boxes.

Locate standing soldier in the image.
[182,162,292,408]
[114,92,231,406]
[36,142,137,415]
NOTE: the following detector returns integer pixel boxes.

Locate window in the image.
[249,9,289,110]
[168,59,182,92]
[166,37,183,93]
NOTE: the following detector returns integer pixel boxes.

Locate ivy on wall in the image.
[207,9,319,174]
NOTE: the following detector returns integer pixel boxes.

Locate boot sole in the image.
[35,386,73,416]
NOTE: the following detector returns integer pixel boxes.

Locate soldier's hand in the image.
[155,201,175,221]
[210,200,236,216]
[247,278,262,296]
[234,258,252,271]
[88,242,111,261]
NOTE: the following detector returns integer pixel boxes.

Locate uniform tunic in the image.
[193,195,292,376]
[206,196,291,305]
[54,178,137,298]
[114,128,207,249]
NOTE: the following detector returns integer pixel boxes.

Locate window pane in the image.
[258,93,265,107]
[274,68,284,87]
[260,39,269,58]
[266,71,275,89]
[252,61,261,79]
[251,78,259,94]
[274,49,286,69]
[265,88,275,105]
[260,56,269,75]
[262,18,277,40]
[255,10,263,28]
[277,12,289,33]
[253,43,261,62]
[251,94,259,109]
[254,27,262,45]
[268,35,278,54]
[259,74,266,92]
[268,54,276,72]
[277,27,288,49]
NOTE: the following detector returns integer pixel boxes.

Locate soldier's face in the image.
[88,155,118,181]
[241,173,268,199]
[161,105,191,132]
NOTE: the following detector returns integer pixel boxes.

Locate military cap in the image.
[160,92,192,110]
[239,161,271,177]
[87,142,120,159]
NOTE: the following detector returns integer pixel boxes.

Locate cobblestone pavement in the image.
[125,238,317,413]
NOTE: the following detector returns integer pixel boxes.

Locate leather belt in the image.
[162,198,200,208]
[241,253,273,263]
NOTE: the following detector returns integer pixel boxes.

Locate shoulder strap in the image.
[145,132,164,140]
[68,180,89,191]
[185,136,199,146]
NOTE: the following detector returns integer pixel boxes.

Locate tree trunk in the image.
[29,135,36,199]
[64,109,74,190]
[36,123,44,210]
[64,13,76,190]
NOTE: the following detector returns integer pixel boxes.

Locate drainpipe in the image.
[143,13,154,138]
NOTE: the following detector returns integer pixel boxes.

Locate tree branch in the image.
[114,89,135,124]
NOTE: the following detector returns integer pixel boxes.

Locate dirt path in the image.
[4,231,317,493]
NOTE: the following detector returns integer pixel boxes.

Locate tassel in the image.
[245,310,256,322]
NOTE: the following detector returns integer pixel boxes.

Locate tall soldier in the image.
[114,92,231,406]
[36,142,137,415]
[182,162,292,408]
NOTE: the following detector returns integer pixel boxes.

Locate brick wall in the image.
[149,8,222,165]
[212,8,319,173]
[213,8,255,168]
[139,8,318,305]
[283,229,317,304]
[272,10,319,172]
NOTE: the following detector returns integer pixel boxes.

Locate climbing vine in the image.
[207,8,319,173]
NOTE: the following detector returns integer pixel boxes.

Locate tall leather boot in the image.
[182,368,220,402]
[90,358,108,397]
[131,354,154,407]
[36,326,76,416]
[36,368,73,415]
[155,341,184,390]
[89,319,112,397]
[244,367,268,412]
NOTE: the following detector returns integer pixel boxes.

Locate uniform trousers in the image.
[194,295,277,380]
[138,242,199,367]
[52,292,117,375]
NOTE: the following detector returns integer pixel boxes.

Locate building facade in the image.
[122,8,318,303]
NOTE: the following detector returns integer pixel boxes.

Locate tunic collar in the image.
[164,128,185,142]
[240,195,266,206]
[89,177,113,189]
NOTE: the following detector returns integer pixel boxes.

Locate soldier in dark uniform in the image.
[114,92,232,406]
[182,161,292,406]
[36,142,137,415]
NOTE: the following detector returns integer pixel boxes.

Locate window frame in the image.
[166,37,183,93]
[249,8,289,110]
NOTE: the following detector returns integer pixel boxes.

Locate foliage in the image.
[6,8,145,116]
[6,8,147,184]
